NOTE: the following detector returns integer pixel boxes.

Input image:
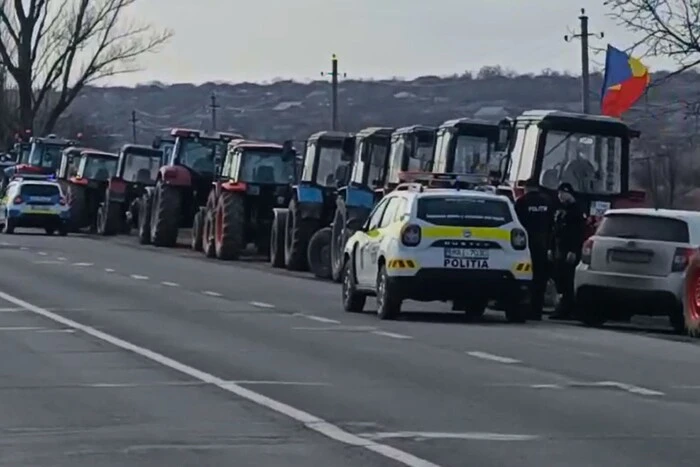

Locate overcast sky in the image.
[117,0,677,87]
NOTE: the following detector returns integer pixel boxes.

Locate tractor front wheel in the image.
[284,197,317,271]
[150,182,180,247]
[214,191,245,260]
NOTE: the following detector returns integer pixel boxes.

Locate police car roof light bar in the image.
[394,182,425,193]
[399,172,492,190]
[11,173,54,181]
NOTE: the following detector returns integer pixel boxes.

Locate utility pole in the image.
[321,54,346,130]
[130,110,138,143]
[209,92,219,131]
[565,8,603,114]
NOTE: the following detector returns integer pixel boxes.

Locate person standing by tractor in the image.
[548,182,586,320]
[515,178,554,320]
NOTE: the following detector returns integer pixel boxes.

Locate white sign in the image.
[443,258,489,269]
[589,200,611,216]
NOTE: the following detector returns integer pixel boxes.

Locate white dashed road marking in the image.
[0,289,440,467]
[161,281,179,287]
[57,257,67,261]
[33,260,63,264]
[371,331,412,340]
[202,290,222,297]
[37,329,76,334]
[72,262,93,267]
[0,307,22,312]
[250,301,275,309]
[20,247,28,250]
[570,381,664,396]
[302,315,341,324]
[0,326,44,331]
[37,251,47,256]
[105,268,115,272]
[467,351,521,364]
[130,274,149,280]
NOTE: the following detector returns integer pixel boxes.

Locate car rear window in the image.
[597,213,689,243]
[417,196,512,227]
[20,184,59,197]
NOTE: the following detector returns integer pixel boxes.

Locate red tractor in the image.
[137,128,243,247]
[498,110,647,237]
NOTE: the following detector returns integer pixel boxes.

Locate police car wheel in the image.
[342,256,365,313]
[376,265,401,320]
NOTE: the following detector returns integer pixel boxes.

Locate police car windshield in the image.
[540,131,623,195]
[417,196,512,227]
[28,144,64,169]
[123,151,160,183]
[178,138,221,174]
[20,183,59,197]
[83,156,117,180]
[239,150,294,184]
[316,146,351,187]
[452,135,493,173]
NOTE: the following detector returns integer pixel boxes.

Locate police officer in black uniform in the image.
[515,178,554,320]
[548,182,586,320]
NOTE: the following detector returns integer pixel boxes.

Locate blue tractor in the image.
[1,135,77,192]
[269,131,356,271]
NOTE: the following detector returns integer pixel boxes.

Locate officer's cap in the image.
[557,182,575,194]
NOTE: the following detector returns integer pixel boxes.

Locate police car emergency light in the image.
[10,173,55,182]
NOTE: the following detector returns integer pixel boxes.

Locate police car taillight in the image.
[401,224,421,247]
[581,238,594,265]
[510,228,527,250]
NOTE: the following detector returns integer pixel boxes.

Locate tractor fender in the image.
[344,185,375,210]
[106,177,127,203]
[159,165,191,187]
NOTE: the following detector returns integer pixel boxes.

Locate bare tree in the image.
[0,0,171,134]
[606,0,700,84]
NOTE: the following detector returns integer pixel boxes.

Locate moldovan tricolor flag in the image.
[600,45,650,118]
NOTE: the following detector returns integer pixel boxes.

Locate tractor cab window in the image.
[316,145,351,187]
[63,153,81,177]
[18,145,31,164]
[539,131,622,195]
[387,137,405,183]
[82,156,117,180]
[177,138,218,174]
[28,143,63,169]
[452,135,493,174]
[364,140,389,187]
[123,150,160,183]
[412,134,434,171]
[239,150,294,184]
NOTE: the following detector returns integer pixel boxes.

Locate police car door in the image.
[364,196,404,284]
[357,198,390,286]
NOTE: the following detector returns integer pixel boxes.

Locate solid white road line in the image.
[202,290,222,297]
[161,281,179,287]
[36,329,75,333]
[371,331,412,340]
[571,381,664,396]
[0,326,44,331]
[0,289,440,467]
[466,351,520,364]
[130,274,149,280]
[249,301,275,308]
[361,431,539,441]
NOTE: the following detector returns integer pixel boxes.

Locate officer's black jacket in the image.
[551,201,586,258]
[515,191,553,254]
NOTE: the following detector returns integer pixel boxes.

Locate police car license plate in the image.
[444,248,489,259]
[443,248,489,269]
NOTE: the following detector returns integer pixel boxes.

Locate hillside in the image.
[66,68,700,149]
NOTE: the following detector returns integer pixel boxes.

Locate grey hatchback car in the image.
[574,208,700,332]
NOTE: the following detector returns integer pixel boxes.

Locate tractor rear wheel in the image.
[67,184,86,231]
[150,182,180,247]
[214,191,245,260]
[98,200,122,236]
[331,199,365,282]
[191,208,204,251]
[137,194,152,244]
[308,226,332,279]
[270,209,287,268]
[284,197,316,271]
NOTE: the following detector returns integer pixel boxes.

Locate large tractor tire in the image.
[330,198,366,282]
[149,182,180,247]
[683,254,700,336]
[137,194,152,245]
[308,226,332,279]
[97,200,122,236]
[191,208,204,251]
[270,209,287,268]
[67,183,87,231]
[214,191,245,260]
[284,197,317,271]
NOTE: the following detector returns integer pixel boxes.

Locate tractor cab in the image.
[117,145,163,185]
[57,147,89,180]
[348,127,394,192]
[386,125,436,190]
[502,110,643,236]
[300,131,355,189]
[6,135,76,181]
[432,118,510,176]
[72,150,119,186]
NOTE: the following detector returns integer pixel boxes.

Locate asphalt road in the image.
[1,231,700,466]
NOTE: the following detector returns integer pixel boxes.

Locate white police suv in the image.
[341,174,532,321]
[0,175,69,235]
